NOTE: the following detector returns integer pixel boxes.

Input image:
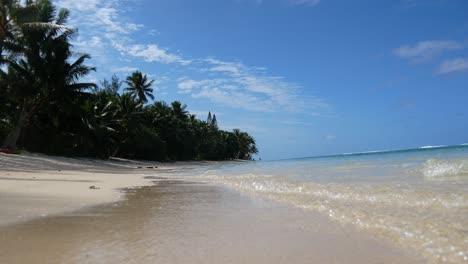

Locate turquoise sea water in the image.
[179,144,468,263]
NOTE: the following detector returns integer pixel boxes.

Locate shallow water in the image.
[179,145,468,263]
[0,180,422,264]
[1,145,466,263]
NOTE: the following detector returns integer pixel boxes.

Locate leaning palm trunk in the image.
[2,99,31,149]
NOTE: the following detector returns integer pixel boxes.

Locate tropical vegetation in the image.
[0,0,258,161]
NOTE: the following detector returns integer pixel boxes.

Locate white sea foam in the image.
[186,155,468,263]
[421,159,468,178]
[180,144,468,263]
[200,174,468,263]
[419,145,447,149]
[340,143,465,157]
[342,150,383,155]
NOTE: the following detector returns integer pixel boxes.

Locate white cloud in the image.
[74,36,103,49]
[56,0,188,68]
[56,0,99,11]
[111,66,139,73]
[210,65,241,74]
[287,0,320,6]
[192,87,275,112]
[115,44,191,65]
[177,59,328,113]
[437,58,468,74]
[393,40,463,62]
[177,79,227,93]
[56,0,143,35]
[126,23,144,32]
[89,36,103,47]
[58,0,329,115]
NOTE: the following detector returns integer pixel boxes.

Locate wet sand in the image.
[0,178,424,263]
[0,152,211,226]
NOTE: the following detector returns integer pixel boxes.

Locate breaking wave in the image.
[421,159,468,179]
[190,154,468,264]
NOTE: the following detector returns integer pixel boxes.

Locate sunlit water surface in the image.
[178,144,468,263]
[0,181,422,264]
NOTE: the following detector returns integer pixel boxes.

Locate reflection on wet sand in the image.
[0,180,423,264]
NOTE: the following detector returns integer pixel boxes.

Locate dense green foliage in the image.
[0,0,258,161]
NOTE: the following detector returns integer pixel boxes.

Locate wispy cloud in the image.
[56,0,143,35]
[178,59,328,113]
[437,58,468,74]
[74,36,103,48]
[56,0,188,67]
[397,97,416,110]
[114,44,191,65]
[393,40,463,62]
[287,0,320,6]
[58,0,329,115]
[178,79,228,93]
[325,134,336,141]
[111,66,139,73]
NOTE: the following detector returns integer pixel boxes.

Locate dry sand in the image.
[0,152,206,226]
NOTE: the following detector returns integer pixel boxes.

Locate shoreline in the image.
[0,152,219,227]
[0,178,424,264]
[0,152,427,263]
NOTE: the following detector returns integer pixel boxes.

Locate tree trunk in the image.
[111,145,120,158]
[2,102,30,150]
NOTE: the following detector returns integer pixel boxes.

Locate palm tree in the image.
[116,93,144,133]
[0,0,17,62]
[2,0,95,149]
[171,101,188,121]
[0,1,260,160]
[232,129,258,160]
[80,92,119,158]
[124,71,155,103]
[0,0,71,65]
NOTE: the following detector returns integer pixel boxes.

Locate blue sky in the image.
[55,0,468,160]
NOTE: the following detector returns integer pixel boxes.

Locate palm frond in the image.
[55,8,69,25]
[68,65,95,82]
[146,91,155,101]
[21,22,74,34]
[70,53,91,69]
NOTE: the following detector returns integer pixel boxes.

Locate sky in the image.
[54,0,468,160]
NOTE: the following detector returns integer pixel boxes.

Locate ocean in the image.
[180,144,468,263]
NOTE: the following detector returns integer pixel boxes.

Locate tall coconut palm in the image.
[0,0,17,62]
[0,0,68,65]
[124,71,155,103]
[171,101,188,121]
[2,0,95,149]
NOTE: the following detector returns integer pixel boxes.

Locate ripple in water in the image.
[188,145,468,264]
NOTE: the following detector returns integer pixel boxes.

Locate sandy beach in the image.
[1,0,465,263]
[0,152,207,227]
[0,153,427,263]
